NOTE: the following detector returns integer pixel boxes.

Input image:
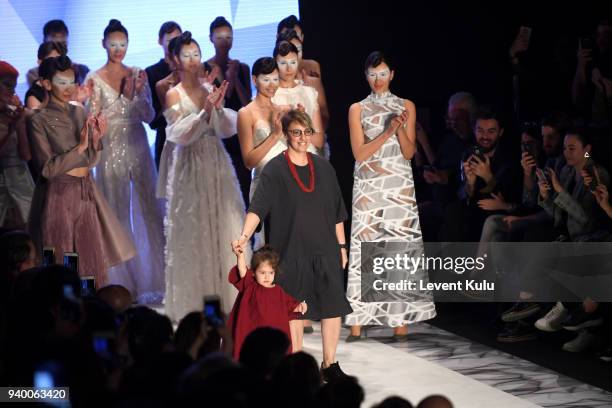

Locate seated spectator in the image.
[174,311,208,360]
[315,375,365,408]
[239,327,290,380]
[420,92,476,241]
[499,129,610,343]
[272,351,321,408]
[441,108,521,242]
[476,115,568,268]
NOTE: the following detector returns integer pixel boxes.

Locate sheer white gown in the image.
[162,83,250,322]
[87,69,165,304]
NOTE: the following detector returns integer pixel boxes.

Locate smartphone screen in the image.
[63,252,79,274]
[80,276,96,297]
[203,295,223,327]
[43,247,55,266]
[34,371,55,388]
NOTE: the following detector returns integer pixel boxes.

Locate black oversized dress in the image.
[249,152,353,320]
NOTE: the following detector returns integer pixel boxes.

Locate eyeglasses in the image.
[288,128,314,137]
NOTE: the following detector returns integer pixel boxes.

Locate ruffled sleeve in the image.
[209,107,237,139]
[163,104,209,146]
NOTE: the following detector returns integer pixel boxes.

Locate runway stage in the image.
[303,323,612,408]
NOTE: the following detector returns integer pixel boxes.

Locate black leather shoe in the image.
[345,334,363,343]
[321,362,348,383]
[303,325,314,334]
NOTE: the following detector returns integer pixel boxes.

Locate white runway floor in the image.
[302,323,612,408]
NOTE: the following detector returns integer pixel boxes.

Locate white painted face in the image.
[178,42,201,73]
[277,52,299,81]
[104,32,128,63]
[366,62,393,94]
[255,70,280,97]
[49,70,76,102]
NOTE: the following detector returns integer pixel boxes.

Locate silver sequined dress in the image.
[87,69,165,304]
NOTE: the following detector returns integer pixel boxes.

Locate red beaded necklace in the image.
[284,150,315,193]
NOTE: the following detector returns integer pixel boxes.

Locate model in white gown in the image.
[87,69,165,304]
[163,83,249,321]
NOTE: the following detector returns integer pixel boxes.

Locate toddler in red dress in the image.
[228,245,307,360]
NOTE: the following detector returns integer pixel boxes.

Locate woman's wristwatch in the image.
[339,243,348,250]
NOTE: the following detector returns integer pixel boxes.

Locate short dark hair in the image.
[281,110,313,135]
[273,41,298,59]
[103,19,128,39]
[541,112,570,137]
[277,15,300,35]
[158,21,181,40]
[209,16,232,35]
[473,108,503,129]
[43,20,68,38]
[37,41,66,60]
[276,29,301,44]
[364,51,394,72]
[251,57,277,76]
[173,31,200,58]
[40,55,74,80]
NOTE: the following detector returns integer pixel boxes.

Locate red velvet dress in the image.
[227,266,301,360]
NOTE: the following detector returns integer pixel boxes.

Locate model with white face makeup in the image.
[345,51,436,342]
[236,57,285,248]
[276,29,330,131]
[161,31,250,323]
[271,41,326,157]
[233,110,352,382]
[26,55,136,286]
[85,19,165,305]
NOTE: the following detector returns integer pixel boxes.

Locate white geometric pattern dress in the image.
[345,92,436,327]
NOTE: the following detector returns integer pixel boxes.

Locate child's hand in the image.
[294,301,307,315]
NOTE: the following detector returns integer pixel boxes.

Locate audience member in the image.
[417,395,454,408]
[96,284,133,314]
[441,109,521,241]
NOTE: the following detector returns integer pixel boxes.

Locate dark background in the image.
[297,1,612,391]
[298,0,611,207]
